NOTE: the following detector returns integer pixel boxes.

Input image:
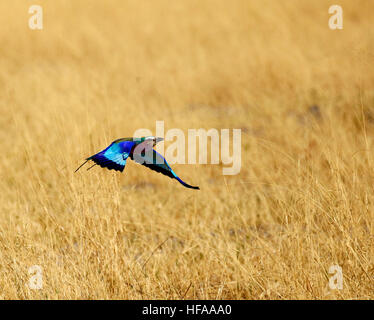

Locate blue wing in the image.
[82,140,135,172]
[131,149,200,189]
[76,139,199,189]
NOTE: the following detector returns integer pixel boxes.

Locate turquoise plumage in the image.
[75,136,199,190]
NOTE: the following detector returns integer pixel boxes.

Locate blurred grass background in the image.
[0,0,373,299]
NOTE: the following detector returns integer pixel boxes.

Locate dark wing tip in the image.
[180,181,200,190]
[91,156,124,172]
[174,176,200,190]
[184,184,200,190]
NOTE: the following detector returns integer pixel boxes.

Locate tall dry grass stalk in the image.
[0,0,373,299]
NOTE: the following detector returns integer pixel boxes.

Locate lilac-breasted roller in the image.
[75,136,200,190]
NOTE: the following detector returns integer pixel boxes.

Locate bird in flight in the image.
[75,136,200,190]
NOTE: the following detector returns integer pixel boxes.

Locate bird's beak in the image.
[155,137,164,144]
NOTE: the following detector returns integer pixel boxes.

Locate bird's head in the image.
[144,136,164,146]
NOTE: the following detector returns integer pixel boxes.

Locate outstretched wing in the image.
[77,141,132,173]
[88,149,128,172]
[131,149,199,189]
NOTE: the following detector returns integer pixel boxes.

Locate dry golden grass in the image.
[0,0,373,299]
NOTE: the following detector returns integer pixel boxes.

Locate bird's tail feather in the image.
[74,159,89,173]
[86,163,97,171]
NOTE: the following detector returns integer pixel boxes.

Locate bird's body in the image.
[75,136,199,190]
